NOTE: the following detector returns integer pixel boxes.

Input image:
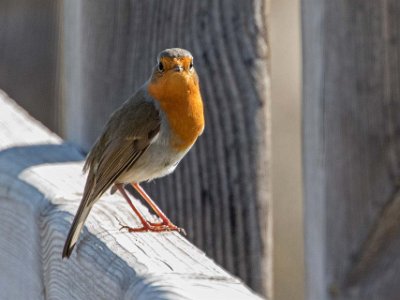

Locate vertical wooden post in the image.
[0,0,60,132]
[303,0,400,299]
[61,0,271,297]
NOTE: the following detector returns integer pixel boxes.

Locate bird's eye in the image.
[189,61,194,70]
[158,62,164,72]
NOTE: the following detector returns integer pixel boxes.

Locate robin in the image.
[62,48,204,258]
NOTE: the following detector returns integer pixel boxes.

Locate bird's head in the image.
[148,48,199,100]
[147,48,204,150]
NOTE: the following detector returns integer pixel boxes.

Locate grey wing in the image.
[87,101,161,202]
[90,137,149,198]
[62,98,160,258]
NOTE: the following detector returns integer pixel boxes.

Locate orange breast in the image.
[148,72,205,151]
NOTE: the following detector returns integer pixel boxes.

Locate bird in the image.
[62,48,205,258]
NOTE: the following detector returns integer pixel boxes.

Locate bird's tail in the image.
[62,197,95,258]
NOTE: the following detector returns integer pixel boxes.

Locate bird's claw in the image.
[115,216,185,234]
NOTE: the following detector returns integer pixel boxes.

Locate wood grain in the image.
[303,0,400,299]
[0,0,60,132]
[61,0,271,296]
[0,90,263,299]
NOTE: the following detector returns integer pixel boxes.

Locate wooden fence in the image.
[303,0,400,299]
[3,0,399,299]
[0,90,262,299]
[0,1,271,298]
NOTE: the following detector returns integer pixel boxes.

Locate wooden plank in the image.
[60,0,271,296]
[302,0,400,299]
[0,90,263,299]
[0,0,60,132]
[302,0,327,299]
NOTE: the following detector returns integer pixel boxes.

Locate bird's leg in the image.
[131,183,184,234]
[115,184,171,232]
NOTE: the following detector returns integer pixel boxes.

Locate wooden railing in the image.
[0,90,263,299]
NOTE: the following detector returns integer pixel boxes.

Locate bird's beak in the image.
[174,65,183,72]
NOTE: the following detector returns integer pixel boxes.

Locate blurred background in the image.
[2,0,400,300]
[0,0,275,298]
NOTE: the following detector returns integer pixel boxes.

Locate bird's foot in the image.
[147,221,186,235]
[119,221,184,234]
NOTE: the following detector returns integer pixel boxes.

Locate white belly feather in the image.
[116,123,192,184]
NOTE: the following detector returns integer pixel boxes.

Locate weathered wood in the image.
[303,0,400,299]
[0,0,60,132]
[0,90,263,299]
[60,0,271,296]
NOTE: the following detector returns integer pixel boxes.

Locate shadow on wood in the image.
[61,2,271,296]
[0,91,263,299]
